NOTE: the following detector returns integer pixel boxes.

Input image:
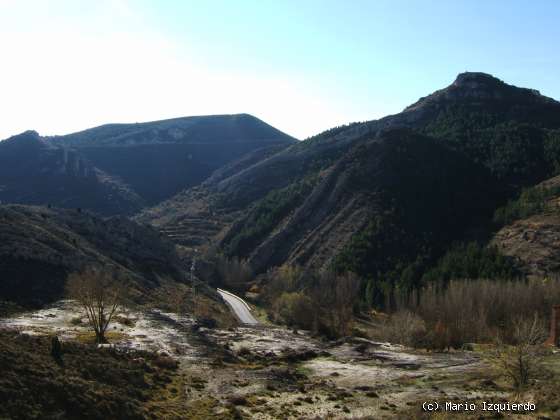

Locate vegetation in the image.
[195,251,253,294]
[223,177,317,258]
[488,314,549,389]
[493,183,560,225]
[215,254,253,291]
[0,205,184,307]
[262,265,360,338]
[334,226,518,309]
[424,111,560,187]
[0,330,177,419]
[421,242,519,284]
[378,278,560,349]
[66,267,126,344]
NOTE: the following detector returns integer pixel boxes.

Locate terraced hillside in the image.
[141,72,560,293]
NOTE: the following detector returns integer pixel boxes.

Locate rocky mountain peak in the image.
[1,130,51,150]
[404,72,556,113]
[5,130,41,142]
[452,71,503,88]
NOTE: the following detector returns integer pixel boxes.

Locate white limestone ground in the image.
[0,300,199,358]
[1,300,496,419]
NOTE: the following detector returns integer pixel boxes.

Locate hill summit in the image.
[0,114,295,214]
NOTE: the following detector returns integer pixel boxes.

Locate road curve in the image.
[217,288,259,325]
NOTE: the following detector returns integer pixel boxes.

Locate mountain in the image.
[50,114,294,147]
[140,72,560,294]
[0,115,295,215]
[0,204,185,306]
[0,131,144,214]
[47,114,296,205]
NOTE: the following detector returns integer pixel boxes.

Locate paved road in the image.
[217,288,259,325]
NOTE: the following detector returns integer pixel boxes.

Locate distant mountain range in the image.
[0,114,295,215]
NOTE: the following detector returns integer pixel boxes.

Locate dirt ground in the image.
[2,301,559,419]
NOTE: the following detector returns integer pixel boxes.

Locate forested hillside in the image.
[0,205,184,306]
[142,72,560,304]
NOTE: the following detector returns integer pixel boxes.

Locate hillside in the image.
[0,204,186,307]
[0,131,144,215]
[141,72,560,294]
[222,129,500,272]
[492,175,560,278]
[0,115,295,215]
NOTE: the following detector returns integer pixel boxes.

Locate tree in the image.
[309,270,360,337]
[489,313,548,389]
[215,255,252,290]
[66,267,125,344]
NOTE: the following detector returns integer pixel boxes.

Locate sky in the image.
[0,0,559,140]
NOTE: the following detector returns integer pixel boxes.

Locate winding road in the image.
[217,288,259,325]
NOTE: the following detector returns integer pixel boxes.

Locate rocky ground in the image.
[1,301,558,419]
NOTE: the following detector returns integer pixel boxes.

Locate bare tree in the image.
[216,255,252,290]
[66,267,125,344]
[333,272,361,336]
[310,271,360,337]
[489,313,548,389]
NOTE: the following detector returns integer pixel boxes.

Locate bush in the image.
[0,330,175,419]
[377,310,426,347]
[153,355,178,370]
[271,292,315,330]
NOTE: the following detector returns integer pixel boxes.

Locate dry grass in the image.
[74,330,127,344]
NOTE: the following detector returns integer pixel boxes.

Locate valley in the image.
[2,297,526,419]
[1,72,560,419]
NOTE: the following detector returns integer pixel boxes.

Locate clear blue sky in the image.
[0,0,558,139]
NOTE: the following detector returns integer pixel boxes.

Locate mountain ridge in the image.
[139,72,560,297]
[46,113,296,147]
[0,114,295,214]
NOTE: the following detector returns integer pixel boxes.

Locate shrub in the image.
[70,316,83,325]
[377,310,426,347]
[67,267,127,344]
[153,355,178,370]
[271,292,315,330]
